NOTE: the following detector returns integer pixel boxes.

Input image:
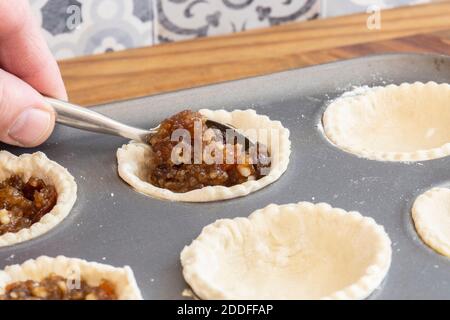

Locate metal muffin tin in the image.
[1,53,449,299]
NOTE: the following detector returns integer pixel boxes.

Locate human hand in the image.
[0,0,67,147]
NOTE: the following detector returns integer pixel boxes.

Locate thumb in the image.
[0,69,55,147]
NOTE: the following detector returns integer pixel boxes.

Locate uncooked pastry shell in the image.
[0,256,143,300]
[323,82,450,162]
[0,151,77,247]
[412,187,450,257]
[181,202,392,300]
[117,109,291,202]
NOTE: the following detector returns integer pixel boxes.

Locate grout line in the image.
[151,0,158,45]
[321,0,328,19]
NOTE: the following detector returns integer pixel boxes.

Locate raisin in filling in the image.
[0,274,117,300]
[0,175,57,235]
[147,110,270,193]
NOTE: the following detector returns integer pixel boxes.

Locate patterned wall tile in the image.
[29,0,154,59]
[321,0,433,18]
[155,0,320,43]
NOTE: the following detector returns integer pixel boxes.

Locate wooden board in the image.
[59,2,450,106]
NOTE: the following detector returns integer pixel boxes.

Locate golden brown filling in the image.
[0,274,117,300]
[0,175,57,235]
[148,110,270,193]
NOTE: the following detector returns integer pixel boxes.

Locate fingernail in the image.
[8,108,52,146]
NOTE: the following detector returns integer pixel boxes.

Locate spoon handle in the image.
[44,97,152,142]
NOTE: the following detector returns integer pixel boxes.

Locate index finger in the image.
[0,0,67,100]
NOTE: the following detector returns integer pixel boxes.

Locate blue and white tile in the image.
[155,0,320,43]
[321,0,433,18]
[30,0,154,59]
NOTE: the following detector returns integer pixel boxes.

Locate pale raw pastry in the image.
[412,188,450,257]
[0,256,143,300]
[117,109,291,202]
[0,151,77,247]
[181,202,392,300]
[323,82,450,162]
